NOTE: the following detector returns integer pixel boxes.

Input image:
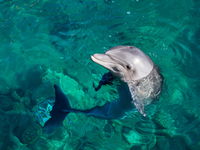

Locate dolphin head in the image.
[91,46,154,82]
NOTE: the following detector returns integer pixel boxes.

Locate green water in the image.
[0,0,200,149]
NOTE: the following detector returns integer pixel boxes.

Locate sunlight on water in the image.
[0,0,200,149]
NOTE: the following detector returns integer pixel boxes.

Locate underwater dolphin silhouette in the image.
[44,46,162,133]
[43,83,133,133]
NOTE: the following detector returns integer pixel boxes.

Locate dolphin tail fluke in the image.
[43,84,71,134]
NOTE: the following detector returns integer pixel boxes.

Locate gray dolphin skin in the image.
[91,46,163,116]
[43,46,162,133]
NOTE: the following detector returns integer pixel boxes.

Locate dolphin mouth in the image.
[91,54,115,65]
[91,54,104,63]
[91,54,121,72]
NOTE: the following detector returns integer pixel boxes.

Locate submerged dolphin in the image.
[44,46,162,133]
[44,83,133,133]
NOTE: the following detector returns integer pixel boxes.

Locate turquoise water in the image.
[0,0,200,149]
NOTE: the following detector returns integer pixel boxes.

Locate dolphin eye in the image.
[112,67,119,72]
[126,65,131,70]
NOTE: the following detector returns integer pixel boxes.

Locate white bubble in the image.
[126,11,131,15]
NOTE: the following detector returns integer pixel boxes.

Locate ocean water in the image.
[0,0,200,150]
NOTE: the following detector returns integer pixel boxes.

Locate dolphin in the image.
[43,46,162,133]
[91,46,163,116]
[43,83,133,133]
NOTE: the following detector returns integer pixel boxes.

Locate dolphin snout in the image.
[91,54,112,63]
[91,54,105,61]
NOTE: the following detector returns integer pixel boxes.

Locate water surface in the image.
[0,0,200,150]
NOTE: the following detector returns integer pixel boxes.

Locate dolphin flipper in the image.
[43,85,71,133]
[93,72,114,91]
